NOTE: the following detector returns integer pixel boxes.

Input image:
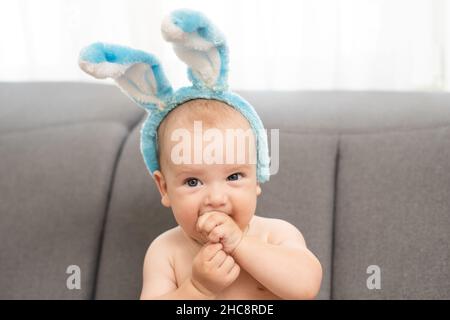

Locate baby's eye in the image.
[227,172,243,181]
[184,178,201,187]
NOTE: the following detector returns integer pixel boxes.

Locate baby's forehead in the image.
[161,99,251,132]
[157,99,257,169]
[158,99,253,149]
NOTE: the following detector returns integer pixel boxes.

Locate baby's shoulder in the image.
[143,226,186,269]
[149,226,185,250]
[255,216,306,248]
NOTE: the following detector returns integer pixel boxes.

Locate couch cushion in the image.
[0,122,128,299]
[246,90,450,299]
[94,121,176,299]
[256,132,337,300]
[0,82,144,134]
[244,91,450,133]
[333,126,450,299]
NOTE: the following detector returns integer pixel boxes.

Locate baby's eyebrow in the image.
[174,168,205,178]
[174,164,252,178]
[226,165,252,172]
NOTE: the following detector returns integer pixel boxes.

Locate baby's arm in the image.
[140,235,239,300]
[195,212,321,299]
[140,234,213,300]
[232,219,322,300]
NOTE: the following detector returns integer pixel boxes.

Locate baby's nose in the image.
[204,184,228,207]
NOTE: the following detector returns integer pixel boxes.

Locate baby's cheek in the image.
[172,202,199,229]
[234,192,257,226]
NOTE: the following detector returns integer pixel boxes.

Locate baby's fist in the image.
[196,211,244,254]
[191,242,240,297]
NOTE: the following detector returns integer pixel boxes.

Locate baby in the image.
[78,8,322,300]
[139,98,322,300]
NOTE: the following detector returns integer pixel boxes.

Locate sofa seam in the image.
[91,114,145,300]
[329,133,340,300]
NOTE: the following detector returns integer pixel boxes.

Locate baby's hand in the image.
[196,211,244,254]
[191,242,240,297]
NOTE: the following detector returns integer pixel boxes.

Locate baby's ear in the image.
[161,9,229,91]
[256,183,262,196]
[152,170,171,207]
[79,42,173,111]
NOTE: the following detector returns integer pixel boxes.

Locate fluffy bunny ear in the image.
[161,9,229,91]
[79,42,173,111]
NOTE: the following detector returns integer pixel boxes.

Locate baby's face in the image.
[162,160,260,244]
[153,107,261,244]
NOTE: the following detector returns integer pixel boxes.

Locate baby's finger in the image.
[219,255,236,273]
[208,225,225,243]
[202,242,223,261]
[197,211,227,233]
[202,216,223,234]
[227,263,240,281]
[209,249,227,267]
[196,212,213,232]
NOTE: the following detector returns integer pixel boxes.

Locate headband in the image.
[79,9,270,182]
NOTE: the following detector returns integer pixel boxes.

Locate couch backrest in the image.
[94,90,450,300]
[0,83,143,299]
[1,83,449,299]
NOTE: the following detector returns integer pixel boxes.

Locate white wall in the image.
[1,0,449,91]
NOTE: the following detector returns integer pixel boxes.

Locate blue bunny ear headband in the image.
[79,9,270,183]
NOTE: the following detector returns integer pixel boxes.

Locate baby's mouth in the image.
[199,210,230,216]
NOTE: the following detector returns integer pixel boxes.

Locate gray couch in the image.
[1,82,449,300]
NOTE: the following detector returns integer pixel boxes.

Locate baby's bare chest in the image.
[174,254,280,300]
[172,230,281,300]
[216,269,281,300]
